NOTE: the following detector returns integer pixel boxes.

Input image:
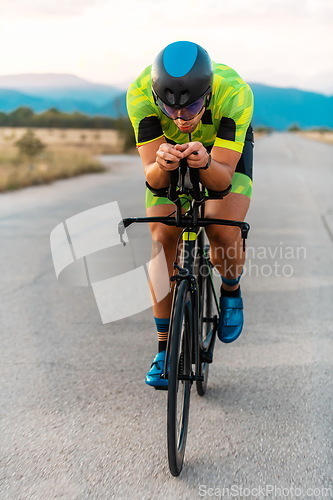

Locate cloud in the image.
[0,0,331,93]
[149,0,333,17]
[1,0,332,19]
[0,0,103,18]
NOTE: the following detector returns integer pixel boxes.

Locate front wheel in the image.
[167,280,193,477]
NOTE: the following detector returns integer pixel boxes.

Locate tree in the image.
[115,117,136,152]
[0,111,7,126]
[8,107,34,126]
[15,129,46,168]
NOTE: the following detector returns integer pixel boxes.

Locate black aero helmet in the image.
[151,41,213,109]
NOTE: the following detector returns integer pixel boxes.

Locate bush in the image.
[254,126,274,134]
[308,127,333,133]
[15,129,45,159]
[115,118,136,152]
[288,123,301,132]
[0,107,119,129]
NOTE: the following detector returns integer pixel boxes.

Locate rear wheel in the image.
[167,280,192,477]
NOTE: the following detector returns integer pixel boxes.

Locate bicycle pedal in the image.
[154,385,168,391]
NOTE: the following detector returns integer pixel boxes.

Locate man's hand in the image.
[156,143,184,171]
[176,142,209,169]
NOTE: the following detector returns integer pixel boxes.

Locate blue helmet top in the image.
[151,41,213,108]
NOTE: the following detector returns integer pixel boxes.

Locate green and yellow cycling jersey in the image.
[126,62,254,154]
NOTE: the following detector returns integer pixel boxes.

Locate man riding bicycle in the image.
[126,41,254,388]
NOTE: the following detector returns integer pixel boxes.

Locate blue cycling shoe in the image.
[218,292,244,343]
[145,351,168,388]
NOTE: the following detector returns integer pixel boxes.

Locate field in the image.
[298,130,333,145]
[0,127,125,192]
[0,127,125,154]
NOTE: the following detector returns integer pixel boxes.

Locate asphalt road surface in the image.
[1,133,332,499]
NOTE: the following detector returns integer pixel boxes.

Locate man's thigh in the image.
[204,192,250,221]
[146,203,183,239]
[204,193,251,247]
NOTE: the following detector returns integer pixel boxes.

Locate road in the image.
[0,134,332,499]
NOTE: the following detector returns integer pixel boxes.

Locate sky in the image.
[0,0,332,94]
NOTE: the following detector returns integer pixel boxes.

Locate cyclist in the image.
[127,41,254,388]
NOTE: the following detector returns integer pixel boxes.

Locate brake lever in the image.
[118,220,127,246]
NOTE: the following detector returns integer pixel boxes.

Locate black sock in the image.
[221,285,241,297]
[158,341,167,353]
[154,317,169,353]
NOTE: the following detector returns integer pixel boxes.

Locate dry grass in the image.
[0,126,129,191]
[0,127,125,155]
[0,144,105,192]
[253,131,267,139]
[298,130,333,145]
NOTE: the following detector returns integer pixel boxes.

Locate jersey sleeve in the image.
[126,79,164,147]
[213,83,254,153]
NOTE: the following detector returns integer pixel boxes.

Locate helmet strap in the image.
[205,93,212,108]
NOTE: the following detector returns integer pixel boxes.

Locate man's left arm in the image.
[182,82,254,190]
[179,142,238,191]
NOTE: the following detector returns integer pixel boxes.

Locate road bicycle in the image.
[119,161,250,476]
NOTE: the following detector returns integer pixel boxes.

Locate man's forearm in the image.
[199,157,233,191]
[146,162,170,189]
[145,154,233,192]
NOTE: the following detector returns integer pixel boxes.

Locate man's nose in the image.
[175,112,186,122]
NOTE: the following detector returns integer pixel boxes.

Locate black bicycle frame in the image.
[118,165,250,382]
[169,233,202,381]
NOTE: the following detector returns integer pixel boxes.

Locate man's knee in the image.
[150,224,180,252]
[206,226,242,264]
[207,225,241,247]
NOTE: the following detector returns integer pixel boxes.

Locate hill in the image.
[251,83,333,130]
[0,74,123,107]
[0,73,332,130]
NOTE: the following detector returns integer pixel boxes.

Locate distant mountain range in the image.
[0,73,332,130]
[0,74,126,118]
[250,83,333,130]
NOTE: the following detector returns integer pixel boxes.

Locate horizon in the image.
[0,72,332,97]
[0,0,332,95]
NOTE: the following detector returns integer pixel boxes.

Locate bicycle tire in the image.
[196,244,219,396]
[196,253,213,396]
[167,279,192,477]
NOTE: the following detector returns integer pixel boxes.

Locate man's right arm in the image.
[138,139,184,189]
[126,72,184,187]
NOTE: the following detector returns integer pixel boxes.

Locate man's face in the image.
[173,107,206,134]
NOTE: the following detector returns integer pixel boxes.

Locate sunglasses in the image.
[154,94,208,121]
